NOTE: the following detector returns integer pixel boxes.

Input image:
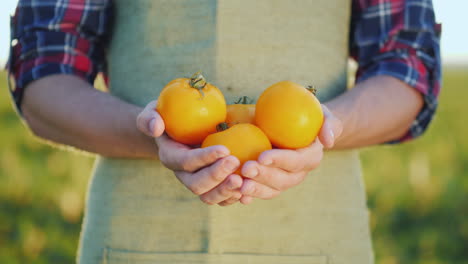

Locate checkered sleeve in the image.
[7,0,113,114]
[350,0,442,143]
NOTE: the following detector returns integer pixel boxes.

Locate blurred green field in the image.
[0,69,467,264]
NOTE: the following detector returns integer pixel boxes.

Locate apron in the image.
[77,1,374,263]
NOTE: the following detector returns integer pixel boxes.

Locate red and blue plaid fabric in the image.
[8,0,441,143]
[8,0,112,111]
[350,0,441,142]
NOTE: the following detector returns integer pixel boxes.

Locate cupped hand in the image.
[136,100,243,206]
[239,104,342,204]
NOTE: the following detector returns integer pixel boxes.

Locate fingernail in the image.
[329,130,335,147]
[329,130,335,141]
[217,149,230,158]
[260,158,272,166]
[244,167,258,178]
[148,118,156,135]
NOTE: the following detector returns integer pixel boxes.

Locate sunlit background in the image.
[1,1,467,264]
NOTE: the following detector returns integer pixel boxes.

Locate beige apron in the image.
[77,1,374,263]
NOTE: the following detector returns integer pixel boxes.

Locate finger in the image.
[319,104,343,149]
[155,134,192,169]
[318,120,335,149]
[199,174,243,205]
[176,156,240,195]
[136,100,165,137]
[218,192,242,206]
[240,179,281,200]
[256,149,304,172]
[157,135,230,172]
[240,195,254,205]
[180,146,231,172]
[149,114,165,138]
[155,133,191,151]
[256,141,323,172]
[242,161,305,191]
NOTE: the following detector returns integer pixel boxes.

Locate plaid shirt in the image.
[8,0,441,143]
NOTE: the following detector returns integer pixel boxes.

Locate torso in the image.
[78,1,374,263]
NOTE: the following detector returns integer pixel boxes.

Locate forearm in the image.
[22,74,158,159]
[326,75,424,149]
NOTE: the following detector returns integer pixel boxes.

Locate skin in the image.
[238,75,423,204]
[22,74,422,206]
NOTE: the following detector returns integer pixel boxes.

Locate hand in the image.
[239,105,342,204]
[137,100,243,206]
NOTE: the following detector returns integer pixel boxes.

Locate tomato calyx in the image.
[190,71,207,98]
[306,85,318,96]
[234,96,255,104]
[216,122,230,132]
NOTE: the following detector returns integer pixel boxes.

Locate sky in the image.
[0,0,467,66]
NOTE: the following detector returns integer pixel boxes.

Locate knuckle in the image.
[276,181,289,191]
[199,196,215,205]
[197,149,216,165]
[293,172,306,185]
[241,180,256,196]
[231,192,242,200]
[249,184,259,196]
[209,168,225,182]
[188,183,204,196]
[241,196,253,205]
[180,157,194,172]
[204,149,219,162]
[219,198,237,207]
[225,176,237,188]
[181,163,191,172]
[218,186,232,197]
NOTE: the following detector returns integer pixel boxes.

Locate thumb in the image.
[136,100,166,137]
[318,105,342,149]
[148,114,165,137]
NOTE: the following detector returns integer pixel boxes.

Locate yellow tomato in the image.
[156,72,227,145]
[202,123,272,174]
[226,96,256,126]
[255,81,323,149]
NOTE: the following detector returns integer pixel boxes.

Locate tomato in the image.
[156,72,227,145]
[202,123,272,174]
[226,96,256,126]
[255,81,323,149]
